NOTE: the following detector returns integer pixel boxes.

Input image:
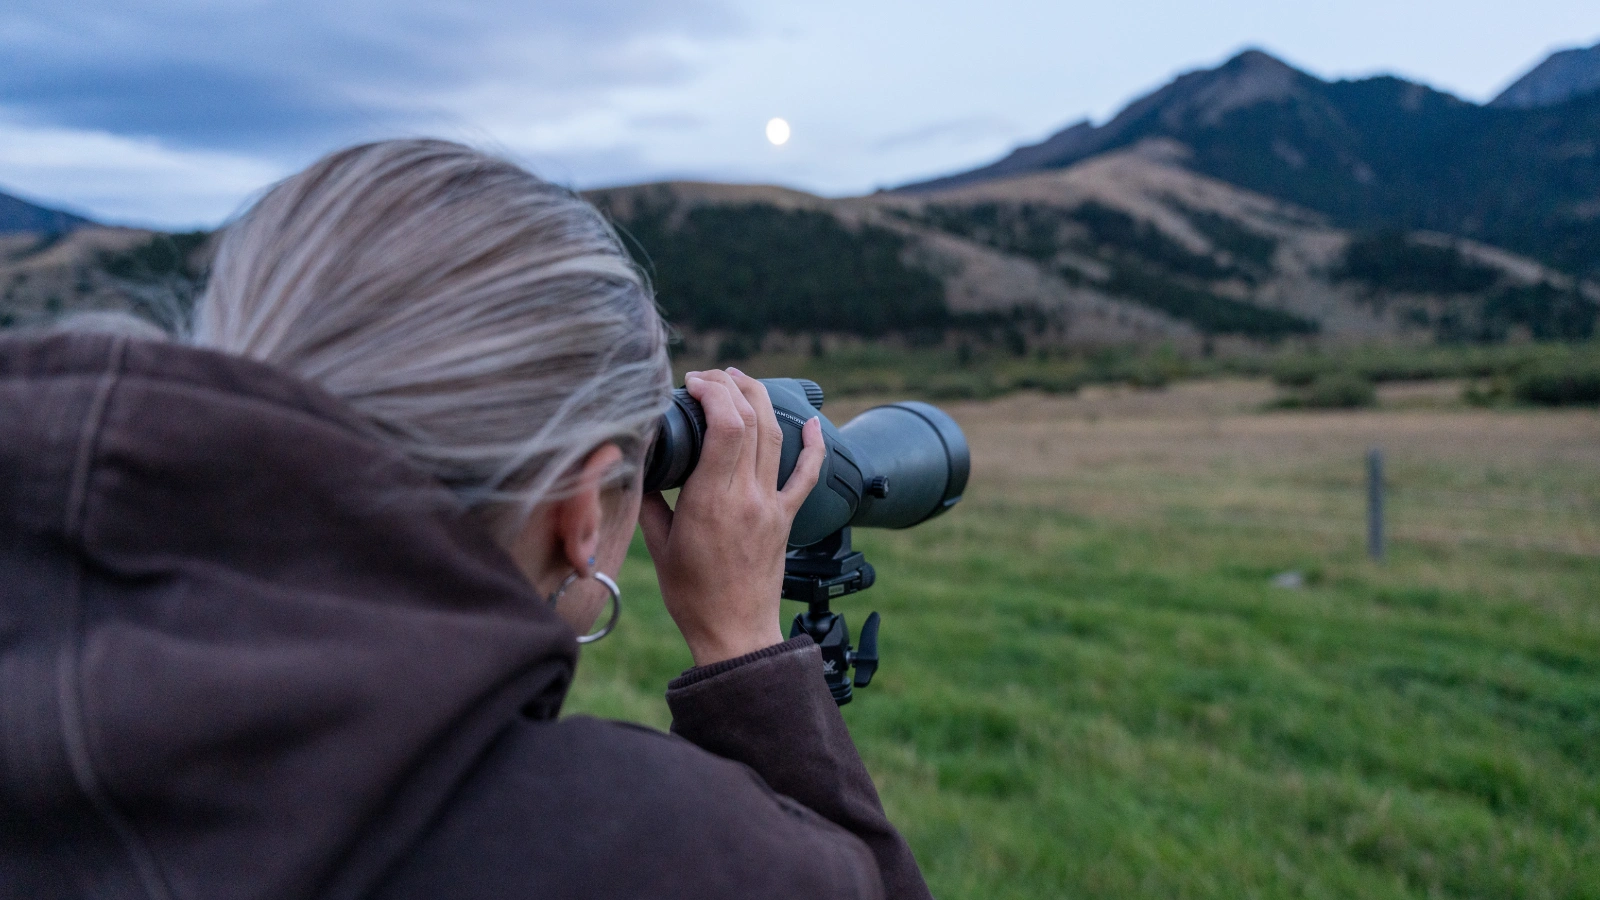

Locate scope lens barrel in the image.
[843,401,969,529]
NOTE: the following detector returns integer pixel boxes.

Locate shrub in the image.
[1275,372,1377,409]
[715,335,753,363]
[1513,360,1600,406]
[922,372,1002,401]
[1010,371,1083,394]
[1305,372,1378,408]
[1271,356,1337,387]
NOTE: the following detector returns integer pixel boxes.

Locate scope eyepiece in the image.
[642,377,969,547]
[640,387,707,497]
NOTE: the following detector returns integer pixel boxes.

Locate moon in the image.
[765,118,791,146]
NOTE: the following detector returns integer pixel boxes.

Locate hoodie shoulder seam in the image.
[56,336,176,900]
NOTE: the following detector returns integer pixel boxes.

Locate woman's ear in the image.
[555,443,624,577]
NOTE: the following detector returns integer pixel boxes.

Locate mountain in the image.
[900,50,1600,279]
[10,46,1597,347]
[0,189,95,234]
[1492,41,1600,109]
[7,165,1591,346]
[589,147,1595,348]
[903,50,1306,193]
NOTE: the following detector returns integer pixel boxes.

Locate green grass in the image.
[567,405,1600,899]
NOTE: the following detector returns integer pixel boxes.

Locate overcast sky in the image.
[3,0,1597,229]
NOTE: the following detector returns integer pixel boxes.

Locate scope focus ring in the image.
[673,387,707,441]
[797,379,825,410]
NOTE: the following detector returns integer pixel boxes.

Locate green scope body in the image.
[641,378,970,547]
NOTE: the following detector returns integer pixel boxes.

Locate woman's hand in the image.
[638,368,825,667]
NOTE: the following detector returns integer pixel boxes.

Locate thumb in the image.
[779,417,826,513]
[638,492,674,559]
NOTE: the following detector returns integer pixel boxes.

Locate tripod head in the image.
[782,528,880,705]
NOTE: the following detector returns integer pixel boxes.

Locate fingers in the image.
[727,368,784,488]
[683,372,748,489]
[779,416,825,514]
[684,369,819,515]
[638,491,674,557]
[697,369,758,432]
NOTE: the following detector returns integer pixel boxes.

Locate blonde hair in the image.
[190,139,671,540]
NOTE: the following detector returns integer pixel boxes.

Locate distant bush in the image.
[715,335,754,363]
[1270,355,1338,387]
[1273,372,1377,409]
[922,371,1004,401]
[1010,371,1083,394]
[1512,359,1600,406]
[1262,342,1582,385]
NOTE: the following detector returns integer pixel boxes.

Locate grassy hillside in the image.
[8,165,1593,357]
[590,150,1596,349]
[1335,231,1598,341]
[896,199,1317,338]
[874,149,1600,347]
[568,384,1600,899]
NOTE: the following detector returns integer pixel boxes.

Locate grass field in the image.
[566,379,1600,899]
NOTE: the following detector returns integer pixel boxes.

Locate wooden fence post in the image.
[1367,448,1385,562]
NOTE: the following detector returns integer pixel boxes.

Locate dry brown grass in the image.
[834,379,1600,564]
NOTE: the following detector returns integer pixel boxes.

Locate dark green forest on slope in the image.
[598,194,948,340]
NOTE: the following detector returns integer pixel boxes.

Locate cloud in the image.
[628,112,709,131]
[872,116,1020,151]
[0,119,286,228]
[0,0,743,157]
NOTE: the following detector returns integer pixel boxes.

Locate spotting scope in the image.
[642,378,969,545]
[642,377,970,704]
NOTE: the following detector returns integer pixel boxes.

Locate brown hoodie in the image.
[0,333,931,900]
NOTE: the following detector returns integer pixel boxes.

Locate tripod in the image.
[782,528,881,705]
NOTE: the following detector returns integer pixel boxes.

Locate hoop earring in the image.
[548,570,622,644]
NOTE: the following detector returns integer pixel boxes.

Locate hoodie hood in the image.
[0,332,578,900]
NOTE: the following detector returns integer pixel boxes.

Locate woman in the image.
[0,141,931,899]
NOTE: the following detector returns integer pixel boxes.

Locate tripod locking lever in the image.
[852,612,880,688]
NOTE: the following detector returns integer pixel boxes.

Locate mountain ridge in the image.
[5,44,1597,347]
[902,50,1312,194]
[1492,40,1600,109]
[587,143,1594,348]
[898,49,1600,280]
[0,189,95,235]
